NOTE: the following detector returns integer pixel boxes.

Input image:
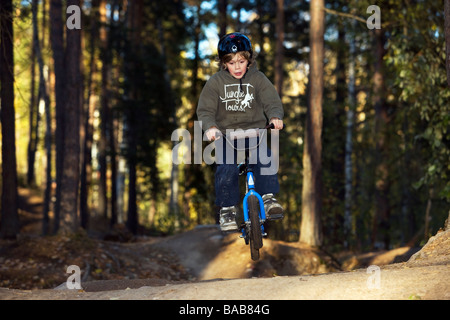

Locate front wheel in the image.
[248,195,263,261]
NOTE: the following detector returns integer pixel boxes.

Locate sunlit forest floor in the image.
[0,187,448,296]
[0,188,192,290]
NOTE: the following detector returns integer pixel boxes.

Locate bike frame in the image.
[242,171,266,225]
[240,166,266,239]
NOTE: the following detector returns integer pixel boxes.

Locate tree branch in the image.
[323,7,393,29]
[323,7,367,24]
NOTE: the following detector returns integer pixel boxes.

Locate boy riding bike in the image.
[196,32,284,232]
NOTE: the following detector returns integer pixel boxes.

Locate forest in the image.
[0,0,449,256]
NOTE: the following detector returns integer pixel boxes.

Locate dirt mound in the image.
[0,225,338,292]
[151,225,339,280]
[406,221,450,267]
[0,232,190,290]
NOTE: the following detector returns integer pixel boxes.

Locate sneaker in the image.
[219,206,239,231]
[262,193,284,220]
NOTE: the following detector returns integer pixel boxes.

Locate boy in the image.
[196,32,284,231]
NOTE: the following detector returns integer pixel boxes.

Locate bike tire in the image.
[248,195,263,261]
[250,238,259,261]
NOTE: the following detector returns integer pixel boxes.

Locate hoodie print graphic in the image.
[219,83,255,112]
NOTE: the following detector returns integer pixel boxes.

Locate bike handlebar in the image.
[227,123,285,141]
[216,123,286,152]
[208,123,285,143]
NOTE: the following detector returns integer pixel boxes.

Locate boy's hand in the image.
[270,118,284,130]
[205,127,221,141]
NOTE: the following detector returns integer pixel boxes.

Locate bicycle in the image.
[221,123,284,261]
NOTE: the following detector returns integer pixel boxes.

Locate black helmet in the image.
[218,32,253,59]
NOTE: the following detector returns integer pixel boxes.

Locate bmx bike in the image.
[221,123,283,261]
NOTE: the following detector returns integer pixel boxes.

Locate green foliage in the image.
[385,1,450,201]
[316,0,450,250]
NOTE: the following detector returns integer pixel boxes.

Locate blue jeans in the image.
[214,137,280,207]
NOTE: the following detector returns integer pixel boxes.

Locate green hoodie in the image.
[196,63,284,133]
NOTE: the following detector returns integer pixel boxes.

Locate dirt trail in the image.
[1,224,449,300]
[1,263,448,300]
[0,188,448,300]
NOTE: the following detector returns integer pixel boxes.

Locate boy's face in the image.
[225,53,249,79]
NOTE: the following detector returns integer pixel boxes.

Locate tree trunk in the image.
[445,0,450,86]
[329,18,347,246]
[344,20,356,247]
[274,0,284,97]
[156,15,180,228]
[184,2,204,224]
[50,0,66,233]
[98,0,109,220]
[31,0,52,235]
[109,109,118,227]
[27,9,38,187]
[125,0,144,234]
[0,0,20,239]
[80,0,100,230]
[104,0,118,227]
[42,68,52,236]
[424,188,433,240]
[372,28,390,249]
[218,0,227,38]
[299,0,324,247]
[255,0,266,72]
[59,0,82,233]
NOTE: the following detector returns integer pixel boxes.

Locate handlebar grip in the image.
[266,123,286,130]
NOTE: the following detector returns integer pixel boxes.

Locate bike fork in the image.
[241,171,267,238]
